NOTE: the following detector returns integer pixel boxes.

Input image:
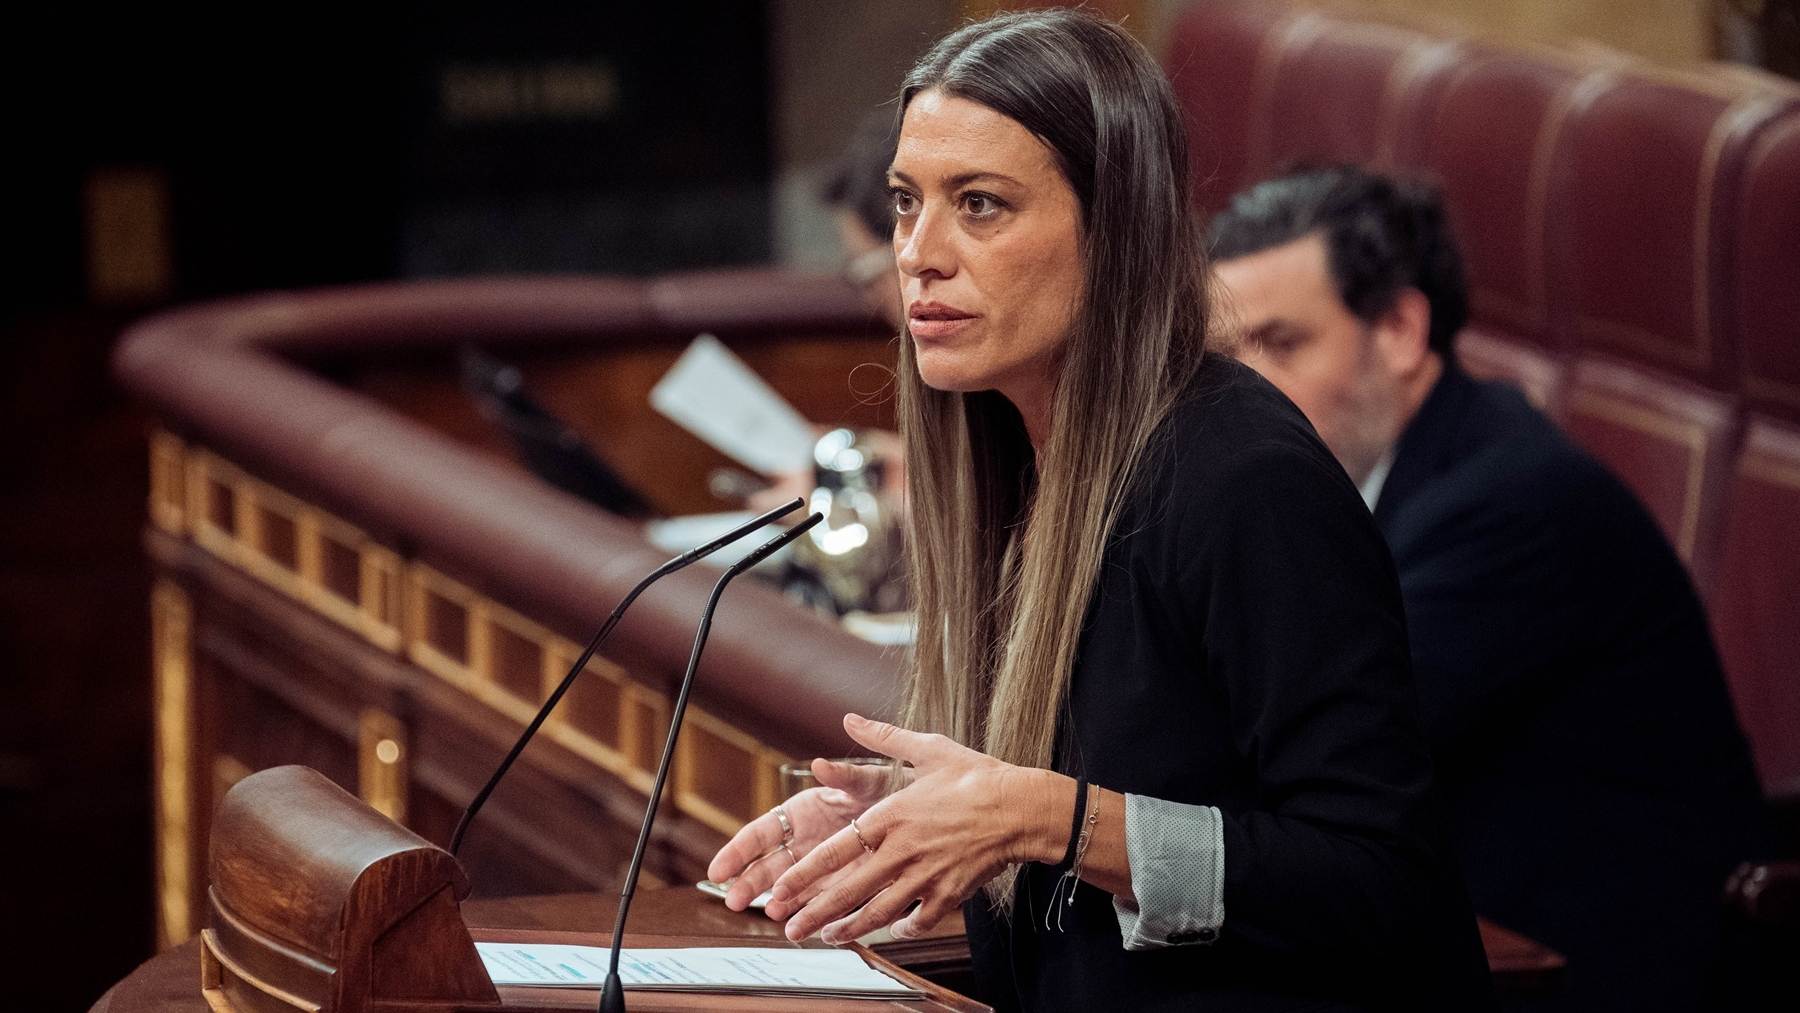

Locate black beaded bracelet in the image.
[1059,776,1089,867]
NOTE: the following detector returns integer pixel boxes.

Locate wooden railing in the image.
[118,270,901,947]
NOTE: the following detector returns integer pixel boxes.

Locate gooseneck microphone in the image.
[599,511,825,1013]
[448,497,805,859]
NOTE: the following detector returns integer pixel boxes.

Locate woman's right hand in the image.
[705,758,893,912]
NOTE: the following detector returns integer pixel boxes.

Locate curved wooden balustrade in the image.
[116,269,903,947]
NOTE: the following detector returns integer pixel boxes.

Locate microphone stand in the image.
[599,511,824,1013]
[448,497,805,859]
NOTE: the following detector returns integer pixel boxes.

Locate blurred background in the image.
[3,1,1794,1009]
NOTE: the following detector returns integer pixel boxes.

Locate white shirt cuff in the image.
[1112,793,1225,950]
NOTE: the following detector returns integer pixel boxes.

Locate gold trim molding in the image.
[151,578,194,948]
[158,438,798,850]
[168,439,404,653]
[677,707,789,837]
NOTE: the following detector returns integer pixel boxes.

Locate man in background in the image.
[1208,165,1765,1012]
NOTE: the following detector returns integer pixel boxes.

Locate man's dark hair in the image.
[1209,165,1468,355]
[822,110,901,240]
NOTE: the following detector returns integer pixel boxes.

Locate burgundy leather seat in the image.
[1165,0,1295,216]
[1712,420,1800,801]
[1714,109,1800,805]
[1545,67,1793,589]
[1734,112,1800,423]
[1256,18,1461,178]
[1559,74,1793,386]
[1419,52,1605,330]
[1406,44,1604,414]
[1560,358,1739,591]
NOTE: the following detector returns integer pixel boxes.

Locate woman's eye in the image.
[961,193,1002,218]
[891,188,918,216]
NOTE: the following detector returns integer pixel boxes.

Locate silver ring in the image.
[771,803,794,844]
[848,816,876,854]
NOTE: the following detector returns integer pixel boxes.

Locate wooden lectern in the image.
[201,765,499,1013]
[197,765,980,1013]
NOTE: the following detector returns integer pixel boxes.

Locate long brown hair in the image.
[893,9,1212,909]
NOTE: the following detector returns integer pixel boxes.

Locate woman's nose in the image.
[895,206,954,280]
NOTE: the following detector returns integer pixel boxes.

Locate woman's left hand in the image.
[767,712,1067,944]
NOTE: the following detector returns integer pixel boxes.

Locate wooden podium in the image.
[193,765,983,1013]
[200,765,497,1012]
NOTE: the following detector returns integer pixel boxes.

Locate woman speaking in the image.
[709,10,1494,1010]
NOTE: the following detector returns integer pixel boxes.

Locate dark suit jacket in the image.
[1374,363,1766,1013]
[965,355,1494,1012]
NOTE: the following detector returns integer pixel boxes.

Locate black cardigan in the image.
[963,355,1494,1012]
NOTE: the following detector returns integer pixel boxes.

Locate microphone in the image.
[448,496,806,859]
[599,512,825,1013]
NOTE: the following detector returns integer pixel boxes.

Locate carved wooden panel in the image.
[145,434,810,927]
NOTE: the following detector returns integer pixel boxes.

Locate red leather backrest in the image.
[1255,19,1461,177]
[1166,0,1297,215]
[1711,420,1800,795]
[1167,2,1459,215]
[1561,359,1739,591]
[1734,113,1800,424]
[1555,71,1794,388]
[1410,48,1602,353]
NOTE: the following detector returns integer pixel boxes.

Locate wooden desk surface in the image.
[91,888,985,1013]
[92,888,1563,1011]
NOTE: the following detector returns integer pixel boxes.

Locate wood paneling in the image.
[142,439,814,930]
